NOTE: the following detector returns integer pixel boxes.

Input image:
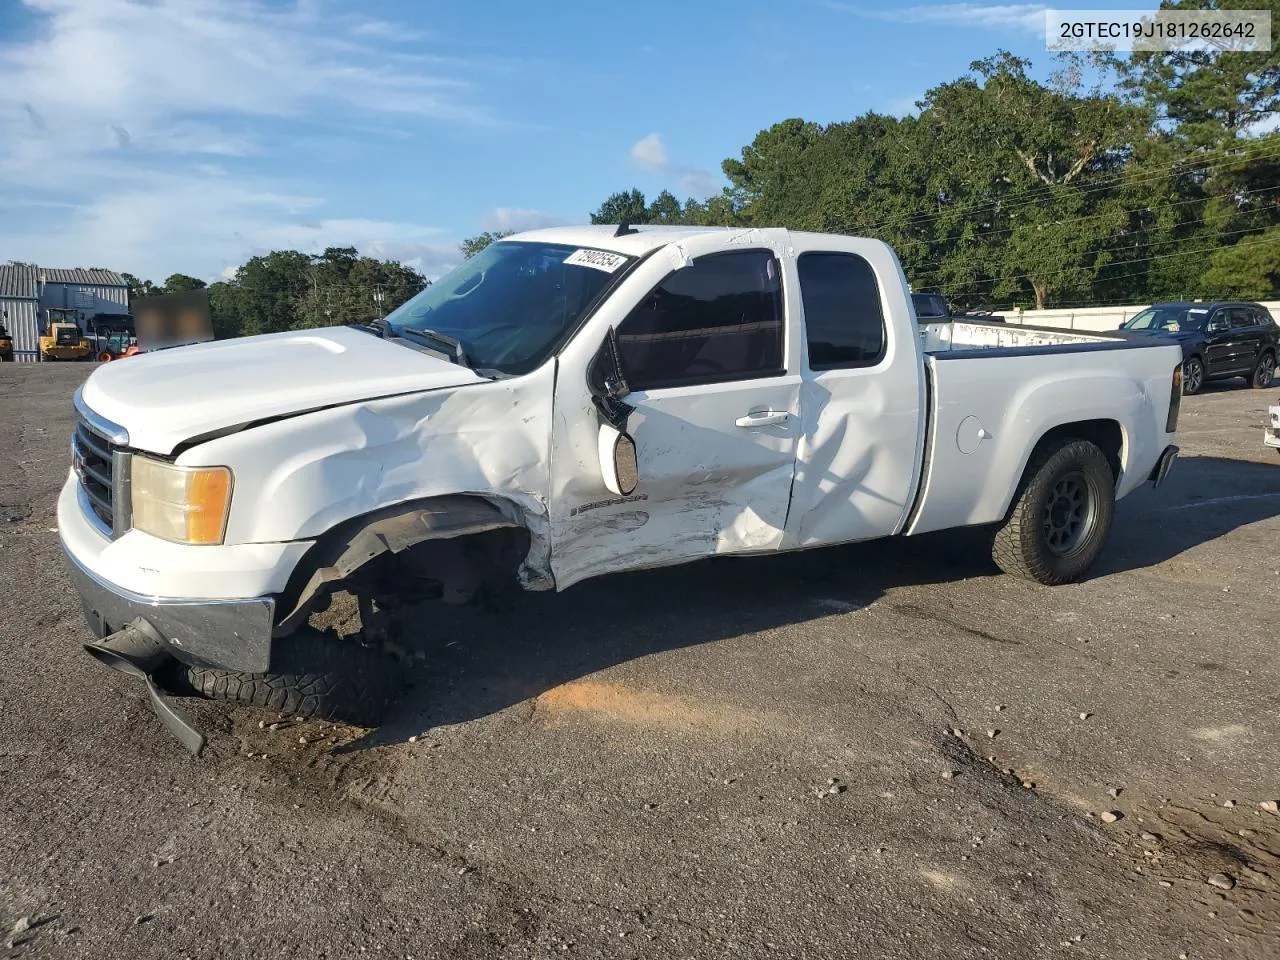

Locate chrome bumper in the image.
[62,543,276,673]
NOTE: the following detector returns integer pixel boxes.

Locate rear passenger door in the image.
[1203,308,1236,375]
[1230,306,1265,372]
[783,240,926,548]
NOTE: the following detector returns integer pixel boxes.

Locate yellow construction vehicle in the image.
[38,309,92,362]
[0,314,12,362]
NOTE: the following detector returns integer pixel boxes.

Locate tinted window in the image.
[911,293,948,320]
[1123,306,1195,331]
[615,250,783,390]
[799,252,886,369]
[1256,306,1278,327]
[1228,307,1256,330]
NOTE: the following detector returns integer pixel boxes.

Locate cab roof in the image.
[503,224,735,257]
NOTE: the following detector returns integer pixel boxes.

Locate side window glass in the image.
[615,250,784,390]
[798,252,886,370]
[1228,308,1254,330]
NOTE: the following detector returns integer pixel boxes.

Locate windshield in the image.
[385,241,634,374]
[1122,306,1203,332]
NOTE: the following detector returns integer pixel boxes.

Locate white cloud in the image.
[0,0,492,280]
[832,3,1047,32]
[677,170,722,199]
[480,208,568,233]
[630,133,669,172]
[628,131,721,199]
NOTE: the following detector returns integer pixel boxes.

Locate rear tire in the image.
[1182,355,1204,395]
[165,628,398,726]
[992,439,1115,586]
[1251,351,1276,389]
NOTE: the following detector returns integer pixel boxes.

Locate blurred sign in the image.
[131,289,214,350]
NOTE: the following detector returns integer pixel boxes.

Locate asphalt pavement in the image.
[1,362,1277,959]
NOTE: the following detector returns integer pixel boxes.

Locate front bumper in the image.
[1266,429,1279,450]
[62,542,276,672]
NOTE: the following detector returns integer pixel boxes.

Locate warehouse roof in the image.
[38,267,128,287]
[0,263,128,299]
[0,263,39,299]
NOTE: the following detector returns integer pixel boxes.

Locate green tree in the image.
[120,272,160,301]
[590,189,651,225]
[459,231,511,259]
[1200,227,1280,298]
[1116,0,1280,148]
[162,273,207,293]
[295,247,427,328]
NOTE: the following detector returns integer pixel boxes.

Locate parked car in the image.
[1119,301,1278,395]
[911,291,1005,324]
[60,226,1181,751]
[1265,399,1280,457]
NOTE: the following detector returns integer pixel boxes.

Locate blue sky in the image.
[0,1,1094,282]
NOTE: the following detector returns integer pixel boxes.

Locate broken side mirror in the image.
[598,423,638,496]
[588,328,638,494]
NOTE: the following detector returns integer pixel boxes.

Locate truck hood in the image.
[80,326,486,454]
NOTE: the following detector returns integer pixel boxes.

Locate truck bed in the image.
[919,320,1120,354]
[905,324,1181,537]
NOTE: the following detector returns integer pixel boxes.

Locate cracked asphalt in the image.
[2,362,1278,959]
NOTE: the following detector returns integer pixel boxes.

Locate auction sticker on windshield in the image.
[564,249,628,272]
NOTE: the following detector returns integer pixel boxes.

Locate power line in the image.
[895,182,1280,269]
[857,140,1280,235]
[934,234,1280,296]
[910,215,1278,284]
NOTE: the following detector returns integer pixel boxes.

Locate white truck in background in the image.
[58,226,1182,752]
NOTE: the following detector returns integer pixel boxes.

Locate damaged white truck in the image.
[59,226,1183,752]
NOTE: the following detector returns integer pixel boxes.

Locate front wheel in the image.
[163,628,398,726]
[1182,356,1205,395]
[992,439,1116,585]
[1251,352,1276,389]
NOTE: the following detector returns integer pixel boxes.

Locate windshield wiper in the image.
[402,326,470,367]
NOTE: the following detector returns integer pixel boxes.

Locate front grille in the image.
[73,417,120,533]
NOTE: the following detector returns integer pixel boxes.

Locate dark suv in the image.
[1119,301,1279,395]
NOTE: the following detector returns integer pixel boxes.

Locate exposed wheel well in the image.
[1027,419,1124,485]
[274,495,532,636]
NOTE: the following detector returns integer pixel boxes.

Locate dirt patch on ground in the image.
[533,680,763,734]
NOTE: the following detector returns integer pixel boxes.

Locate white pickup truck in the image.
[59,226,1182,751]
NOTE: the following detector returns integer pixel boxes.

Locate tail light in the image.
[1166,364,1182,433]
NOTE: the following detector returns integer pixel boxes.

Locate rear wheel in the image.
[992,439,1116,586]
[1251,352,1276,389]
[163,628,398,726]
[1182,355,1205,395]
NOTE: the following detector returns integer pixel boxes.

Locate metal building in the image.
[0,263,129,362]
[0,264,40,363]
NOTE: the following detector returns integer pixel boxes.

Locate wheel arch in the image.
[1004,418,1125,518]
[273,494,536,635]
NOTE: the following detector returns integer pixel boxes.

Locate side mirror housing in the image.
[598,424,638,496]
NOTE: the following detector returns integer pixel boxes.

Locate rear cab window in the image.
[799,252,887,370]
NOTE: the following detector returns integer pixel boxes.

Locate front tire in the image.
[1251,352,1276,389]
[164,628,398,726]
[992,439,1116,585]
[1182,355,1205,395]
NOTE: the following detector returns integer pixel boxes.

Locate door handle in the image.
[735,410,790,428]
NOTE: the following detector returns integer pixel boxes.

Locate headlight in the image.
[131,456,233,545]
